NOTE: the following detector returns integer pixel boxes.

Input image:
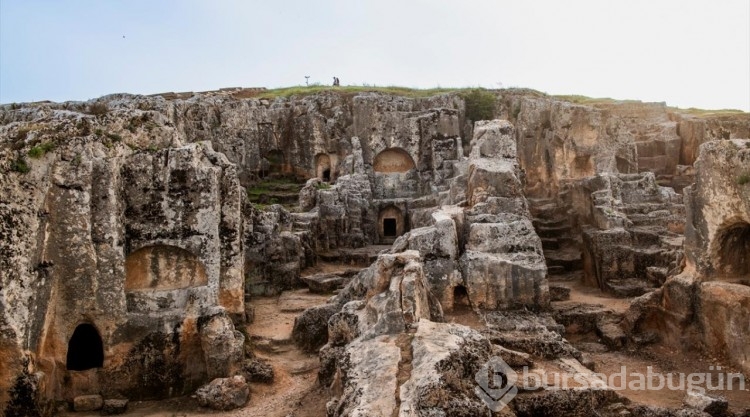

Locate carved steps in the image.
[528,198,583,276]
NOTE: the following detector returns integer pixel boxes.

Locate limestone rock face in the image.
[697,282,750,376]
[505,94,748,198]
[623,140,750,378]
[195,375,249,411]
[683,140,750,376]
[577,172,686,296]
[2,87,749,415]
[683,140,750,278]
[398,321,494,416]
[0,138,246,408]
[199,314,245,379]
[327,321,496,417]
[683,391,728,417]
[316,172,375,249]
[244,203,318,296]
[293,250,434,353]
[461,120,549,311]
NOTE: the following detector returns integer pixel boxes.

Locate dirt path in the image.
[234,289,331,417]
[589,347,750,412]
[551,271,633,313]
[557,274,750,412]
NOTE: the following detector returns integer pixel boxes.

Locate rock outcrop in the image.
[1,87,748,415]
[625,140,750,376]
[0,138,246,410]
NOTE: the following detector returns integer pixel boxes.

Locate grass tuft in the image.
[27,142,55,158]
[11,157,30,173]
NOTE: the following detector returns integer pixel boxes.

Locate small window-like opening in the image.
[383,218,397,237]
[322,169,331,182]
[66,324,104,371]
[453,285,470,307]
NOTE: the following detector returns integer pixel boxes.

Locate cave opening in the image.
[322,169,331,182]
[383,218,397,237]
[453,285,470,307]
[714,221,750,278]
[66,324,104,371]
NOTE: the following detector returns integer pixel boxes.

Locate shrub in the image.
[105,133,122,142]
[11,157,30,173]
[15,127,31,141]
[76,119,90,136]
[738,174,750,185]
[86,102,109,116]
[461,88,496,122]
[315,182,331,190]
[27,142,55,159]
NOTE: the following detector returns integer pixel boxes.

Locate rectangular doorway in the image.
[383,218,397,237]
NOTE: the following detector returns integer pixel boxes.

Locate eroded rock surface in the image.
[1,88,748,415]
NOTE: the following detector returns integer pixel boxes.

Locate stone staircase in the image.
[528,197,583,277]
[581,173,686,297]
[247,175,307,208]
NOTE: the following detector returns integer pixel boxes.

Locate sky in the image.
[1,0,749,111]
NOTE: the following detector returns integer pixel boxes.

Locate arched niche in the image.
[711,221,750,279]
[125,245,208,291]
[378,205,405,243]
[373,148,416,173]
[453,284,470,308]
[66,323,104,371]
[316,153,332,182]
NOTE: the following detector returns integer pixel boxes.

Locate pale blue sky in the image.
[1,0,749,110]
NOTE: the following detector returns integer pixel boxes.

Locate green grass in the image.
[254,85,466,100]
[315,182,331,190]
[27,142,55,158]
[251,202,270,211]
[554,94,748,116]
[247,185,270,198]
[247,177,300,198]
[671,107,747,117]
[10,157,30,173]
[105,132,122,142]
[252,86,503,122]
[461,88,497,122]
[553,94,642,105]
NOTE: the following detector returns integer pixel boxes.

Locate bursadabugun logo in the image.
[474,356,518,411]
[475,357,748,412]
